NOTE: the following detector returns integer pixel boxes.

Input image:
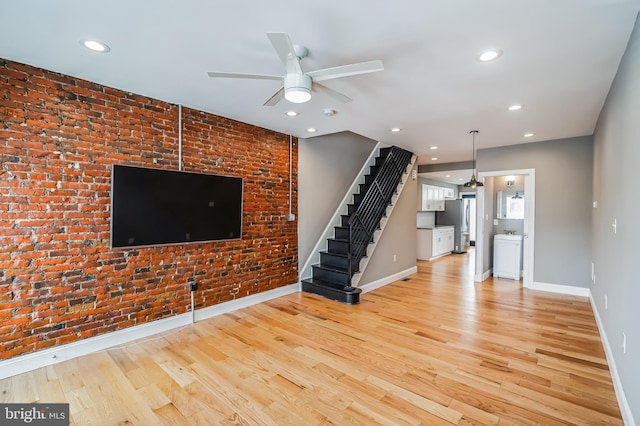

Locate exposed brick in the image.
[0,58,298,361]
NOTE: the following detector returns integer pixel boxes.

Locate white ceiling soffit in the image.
[1,0,639,165]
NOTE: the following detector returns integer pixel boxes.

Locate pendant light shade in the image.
[463,130,484,188]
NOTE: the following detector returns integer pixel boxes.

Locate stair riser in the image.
[320,252,349,270]
[328,239,348,254]
[334,227,349,240]
[312,266,349,286]
[301,280,361,305]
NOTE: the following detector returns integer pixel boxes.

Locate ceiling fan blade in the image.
[263,86,285,106]
[314,83,352,104]
[307,60,384,82]
[266,32,303,74]
[207,71,281,80]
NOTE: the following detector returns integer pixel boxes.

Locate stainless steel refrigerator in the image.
[435,199,472,253]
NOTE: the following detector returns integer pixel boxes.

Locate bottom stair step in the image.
[301,279,362,305]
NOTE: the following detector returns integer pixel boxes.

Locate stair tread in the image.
[320,250,348,258]
[312,264,349,274]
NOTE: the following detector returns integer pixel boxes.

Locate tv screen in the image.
[110,165,243,248]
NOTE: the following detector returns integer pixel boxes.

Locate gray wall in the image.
[298,132,377,269]
[477,136,593,287]
[592,11,640,422]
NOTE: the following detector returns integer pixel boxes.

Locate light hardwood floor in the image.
[1,251,622,425]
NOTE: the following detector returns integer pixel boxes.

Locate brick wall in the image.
[0,59,298,360]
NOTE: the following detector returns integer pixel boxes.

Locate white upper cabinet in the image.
[420,184,453,211]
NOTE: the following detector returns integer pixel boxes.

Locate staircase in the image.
[301,146,415,304]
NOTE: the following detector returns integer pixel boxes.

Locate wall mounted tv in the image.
[110,165,243,248]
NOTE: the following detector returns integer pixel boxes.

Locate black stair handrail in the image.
[347,146,413,286]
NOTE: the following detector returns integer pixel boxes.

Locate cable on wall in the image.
[178,104,183,171]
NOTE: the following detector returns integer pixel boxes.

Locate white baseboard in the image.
[195,283,299,321]
[477,269,492,282]
[589,293,635,426]
[359,266,418,294]
[0,283,299,380]
[528,281,590,297]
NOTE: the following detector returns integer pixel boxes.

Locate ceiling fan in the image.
[207,32,384,106]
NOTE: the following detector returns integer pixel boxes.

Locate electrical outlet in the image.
[286,213,296,221]
[591,262,594,283]
[605,295,608,310]
[622,333,626,354]
[189,281,198,292]
[593,200,597,208]
[393,254,397,262]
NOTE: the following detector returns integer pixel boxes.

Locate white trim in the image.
[481,269,492,281]
[299,142,382,280]
[590,293,635,426]
[194,283,299,321]
[0,283,299,380]
[528,281,590,297]
[359,266,418,294]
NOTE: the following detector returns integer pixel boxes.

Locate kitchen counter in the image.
[417,226,455,260]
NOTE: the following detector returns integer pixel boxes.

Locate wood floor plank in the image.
[0,250,623,425]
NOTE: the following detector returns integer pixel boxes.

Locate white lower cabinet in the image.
[417,227,454,260]
[493,234,522,280]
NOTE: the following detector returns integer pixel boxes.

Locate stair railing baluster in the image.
[347,146,413,286]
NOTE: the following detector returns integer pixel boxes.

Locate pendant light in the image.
[463,130,484,188]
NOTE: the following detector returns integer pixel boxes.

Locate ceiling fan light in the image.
[284,73,312,103]
[284,87,311,103]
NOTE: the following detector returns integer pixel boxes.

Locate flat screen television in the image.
[110,165,243,248]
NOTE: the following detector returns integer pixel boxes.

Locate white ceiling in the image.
[2,1,639,166]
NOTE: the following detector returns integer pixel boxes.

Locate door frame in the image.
[475,168,535,287]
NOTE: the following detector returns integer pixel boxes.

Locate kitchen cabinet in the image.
[493,234,522,280]
[420,184,452,211]
[417,226,454,260]
[443,187,455,199]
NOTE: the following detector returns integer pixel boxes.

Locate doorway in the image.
[458,193,476,248]
[474,169,535,288]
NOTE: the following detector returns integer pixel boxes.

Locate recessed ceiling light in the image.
[477,49,502,62]
[80,39,110,53]
[390,127,401,132]
[445,175,451,178]
[431,157,438,161]
[285,111,298,117]
[508,104,523,111]
[307,128,317,133]
[458,178,464,181]
[430,146,438,150]
[524,132,535,138]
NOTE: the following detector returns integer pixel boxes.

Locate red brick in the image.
[0,59,298,361]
